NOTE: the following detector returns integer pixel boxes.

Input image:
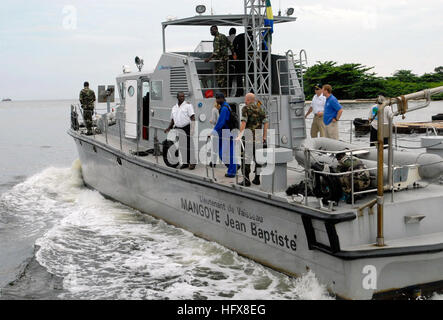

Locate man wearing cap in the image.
[322,84,343,140]
[210,92,237,178]
[305,84,326,138]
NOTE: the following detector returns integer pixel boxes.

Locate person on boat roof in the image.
[209,92,237,178]
[79,81,96,136]
[232,29,252,98]
[205,25,236,97]
[236,93,269,187]
[165,92,196,170]
[228,28,237,96]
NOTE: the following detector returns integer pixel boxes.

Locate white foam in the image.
[0,160,84,239]
[431,293,443,300]
[3,160,334,300]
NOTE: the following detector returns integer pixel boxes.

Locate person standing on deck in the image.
[165,92,196,170]
[368,102,393,147]
[205,25,235,96]
[209,92,237,178]
[79,82,96,136]
[236,93,269,187]
[322,84,343,140]
[305,84,326,138]
[209,102,221,167]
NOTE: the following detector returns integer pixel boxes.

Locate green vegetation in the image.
[303,62,443,101]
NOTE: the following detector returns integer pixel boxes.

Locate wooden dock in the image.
[353,119,443,135]
[394,121,443,134]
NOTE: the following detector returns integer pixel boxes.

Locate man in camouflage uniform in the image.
[79,81,96,135]
[236,93,269,186]
[205,25,235,96]
[336,152,370,201]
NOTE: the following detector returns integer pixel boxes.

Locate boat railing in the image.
[305,118,356,144]
[299,142,437,210]
[100,115,276,190]
[299,145,381,207]
[76,108,437,208]
[195,58,247,95]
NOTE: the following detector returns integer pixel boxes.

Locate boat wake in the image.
[1,161,332,300]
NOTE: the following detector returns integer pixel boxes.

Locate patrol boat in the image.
[68,1,443,299]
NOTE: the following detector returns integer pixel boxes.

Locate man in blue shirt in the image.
[210,92,238,178]
[322,84,343,140]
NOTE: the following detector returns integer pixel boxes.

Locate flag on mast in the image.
[263,0,274,49]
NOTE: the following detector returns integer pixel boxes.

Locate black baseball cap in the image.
[215,92,225,99]
[314,84,322,90]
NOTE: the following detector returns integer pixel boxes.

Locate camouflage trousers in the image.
[241,138,265,180]
[215,60,227,92]
[339,169,370,195]
[82,105,94,133]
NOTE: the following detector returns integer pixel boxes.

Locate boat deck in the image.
[343,231,443,251]
[77,128,443,219]
[79,130,382,215]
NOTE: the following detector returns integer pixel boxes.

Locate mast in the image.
[244,0,272,103]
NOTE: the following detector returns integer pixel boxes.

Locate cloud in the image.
[0,0,442,99]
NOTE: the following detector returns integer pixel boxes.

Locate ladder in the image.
[276,49,309,148]
[276,49,307,96]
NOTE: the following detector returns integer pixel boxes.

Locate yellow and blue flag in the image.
[263,0,274,48]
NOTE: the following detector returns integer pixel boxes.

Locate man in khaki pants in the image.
[305,84,326,138]
[322,84,343,140]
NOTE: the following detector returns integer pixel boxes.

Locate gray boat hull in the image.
[70,130,443,299]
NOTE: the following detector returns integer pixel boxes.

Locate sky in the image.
[0,0,442,100]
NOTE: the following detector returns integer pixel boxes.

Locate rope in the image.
[417,159,443,168]
[397,141,443,149]
[396,138,425,142]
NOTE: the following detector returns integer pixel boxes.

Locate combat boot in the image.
[238,175,251,187]
[252,175,260,185]
[237,179,251,187]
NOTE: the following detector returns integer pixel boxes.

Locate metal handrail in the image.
[300,143,392,207]
[123,118,273,190]
[305,117,356,143]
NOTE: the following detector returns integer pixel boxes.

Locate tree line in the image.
[303,61,443,101]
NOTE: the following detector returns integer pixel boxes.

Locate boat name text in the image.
[181,198,297,252]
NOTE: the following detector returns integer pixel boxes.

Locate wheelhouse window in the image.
[128,86,135,97]
[119,82,126,100]
[151,81,163,100]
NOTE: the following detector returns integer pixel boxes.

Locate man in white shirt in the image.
[305,84,326,138]
[165,92,196,170]
[368,103,393,147]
